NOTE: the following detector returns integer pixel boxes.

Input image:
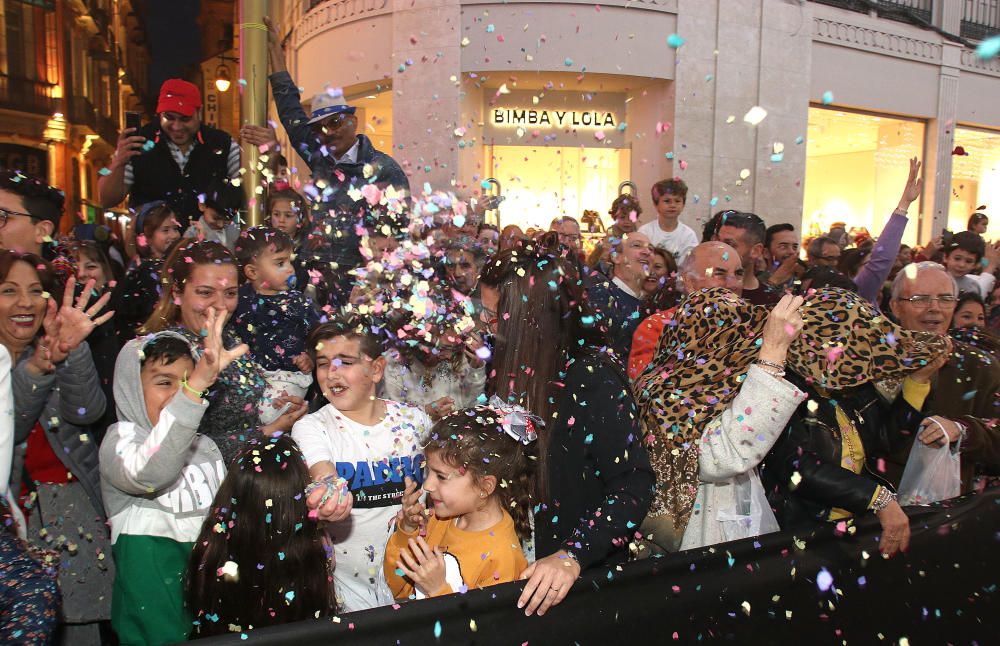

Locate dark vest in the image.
[128,123,233,229]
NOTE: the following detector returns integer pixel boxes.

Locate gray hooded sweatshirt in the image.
[99,332,225,544]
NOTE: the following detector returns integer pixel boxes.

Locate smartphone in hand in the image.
[125,111,142,132]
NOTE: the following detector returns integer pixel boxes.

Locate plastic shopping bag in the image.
[897,438,961,506]
[718,469,780,543]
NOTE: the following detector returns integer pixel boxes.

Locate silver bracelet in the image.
[754,360,785,379]
[756,358,785,371]
[871,486,897,513]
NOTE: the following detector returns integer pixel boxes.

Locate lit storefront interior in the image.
[475,72,652,233]
[484,145,630,231]
[803,107,925,246]
[346,82,393,154]
[950,126,1000,236]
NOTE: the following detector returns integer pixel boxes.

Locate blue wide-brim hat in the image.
[308,87,357,125]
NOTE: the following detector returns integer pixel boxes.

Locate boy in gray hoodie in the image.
[100,309,247,644]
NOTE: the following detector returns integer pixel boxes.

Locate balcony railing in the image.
[811,0,933,25]
[68,95,119,144]
[68,95,97,130]
[0,75,57,115]
[962,0,1000,40]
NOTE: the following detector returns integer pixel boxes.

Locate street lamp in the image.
[215,64,231,92]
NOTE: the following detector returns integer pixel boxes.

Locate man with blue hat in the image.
[242,17,409,310]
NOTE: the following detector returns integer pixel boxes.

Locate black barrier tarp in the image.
[195,488,1000,645]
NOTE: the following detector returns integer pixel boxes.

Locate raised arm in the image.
[699,295,807,480]
[263,17,318,162]
[853,158,921,304]
[100,394,208,494]
[97,127,146,207]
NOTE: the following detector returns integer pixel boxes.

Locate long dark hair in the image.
[185,434,334,638]
[424,407,536,539]
[479,233,605,500]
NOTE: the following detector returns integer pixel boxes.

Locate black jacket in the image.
[534,349,654,569]
[111,257,165,344]
[129,123,234,228]
[761,372,923,530]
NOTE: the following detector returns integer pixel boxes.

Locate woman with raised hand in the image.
[140,239,307,464]
[635,287,950,557]
[1,249,114,642]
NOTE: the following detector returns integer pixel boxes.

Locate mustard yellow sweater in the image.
[384,511,527,599]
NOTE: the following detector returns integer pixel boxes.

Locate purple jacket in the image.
[854,211,907,305]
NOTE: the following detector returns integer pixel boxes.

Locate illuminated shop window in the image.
[485,145,630,231]
[803,107,925,246]
[351,92,392,153]
[950,127,1000,237]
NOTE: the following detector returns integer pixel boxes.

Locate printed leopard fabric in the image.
[633,287,950,539]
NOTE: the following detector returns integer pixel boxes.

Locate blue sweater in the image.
[587,279,643,360]
[231,284,321,372]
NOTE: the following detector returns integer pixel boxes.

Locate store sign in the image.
[204,90,220,128]
[492,108,618,129]
[0,144,48,178]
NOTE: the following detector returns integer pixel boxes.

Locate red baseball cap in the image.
[157,79,202,116]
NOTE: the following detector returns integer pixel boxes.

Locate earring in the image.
[479,491,486,498]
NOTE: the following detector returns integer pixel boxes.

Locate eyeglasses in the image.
[315,114,351,133]
[897,294,959,308]
[0,207,35,229]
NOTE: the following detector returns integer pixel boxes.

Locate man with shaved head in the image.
[626,241,744,379]
[883,261,1000,493]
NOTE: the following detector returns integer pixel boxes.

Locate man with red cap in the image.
[97,79,241,229]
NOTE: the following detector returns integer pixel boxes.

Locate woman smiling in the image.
[1,249,115,640]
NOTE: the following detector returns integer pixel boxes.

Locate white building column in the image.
[926,0,963,238]
[390,0,463,194]
[672,0,813,233]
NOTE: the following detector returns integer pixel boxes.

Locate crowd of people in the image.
[0,19,999,646]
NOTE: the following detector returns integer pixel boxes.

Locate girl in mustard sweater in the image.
[384,401,536,599]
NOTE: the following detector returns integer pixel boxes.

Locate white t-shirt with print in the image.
[292,400,432,613]
[637,219,699,263]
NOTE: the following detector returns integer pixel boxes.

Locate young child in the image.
[232,226,320,424]
[267,188,308,244]
[383,401,534,599]
[637,178,698,263]
[185,434,335,638]
[942,231,996,299]
[291,318,432,613]
[380,289,487,420]
[113,201,181,343]
[186,179,242,251]
[100,309,243,645]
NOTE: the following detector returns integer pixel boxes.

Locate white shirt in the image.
[291,400,432,612]
[333,139,361,165]
[638,220,699,264]
[612,276,640,299]
[378,353,486,410]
